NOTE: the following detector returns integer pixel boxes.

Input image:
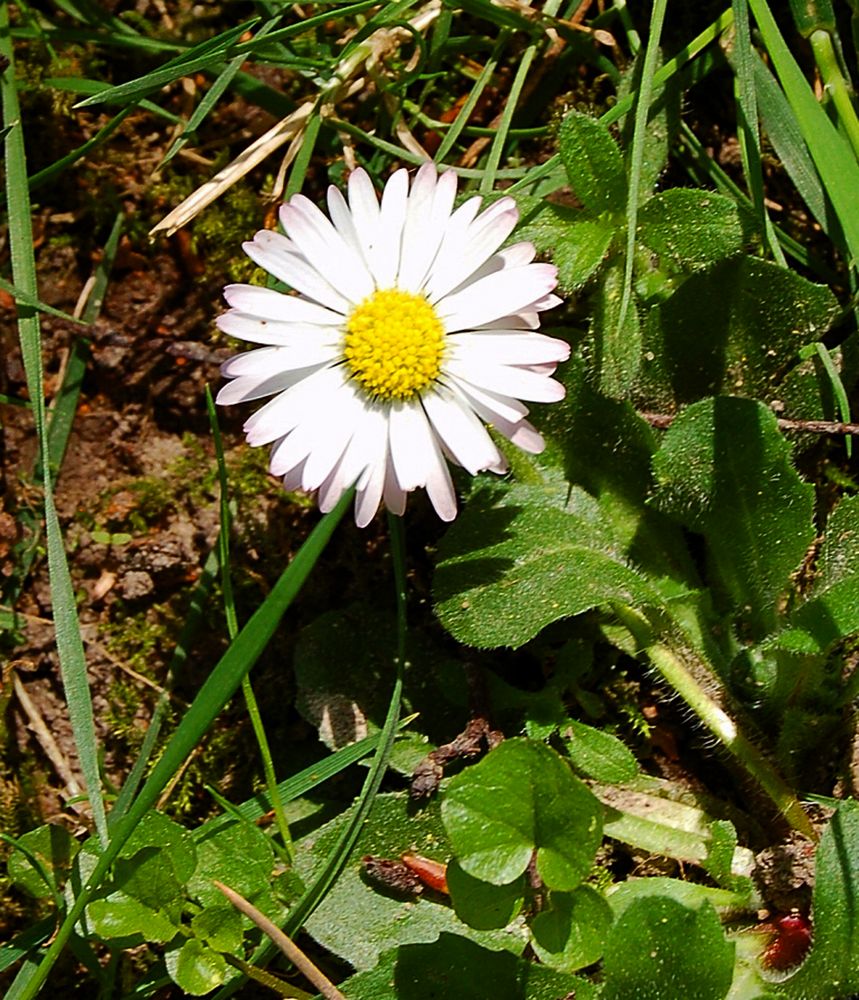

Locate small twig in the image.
[641,411,859,437]
[214,881,347,1000]
[11,669,85,807]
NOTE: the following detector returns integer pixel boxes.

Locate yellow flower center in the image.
[343,288,446,401]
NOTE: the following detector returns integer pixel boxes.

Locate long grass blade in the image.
[0,2,108,848]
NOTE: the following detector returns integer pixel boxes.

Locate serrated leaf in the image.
[640,257,838,408]
[434,480,658,649]
[530,885,612,972]
[564,720,639,784]
[592,261,641,398]
[447,860,524,930]
[652,396,815,635]
[86,893,180,945]
[602,897,734,1000]
[442,739,602,890]
[781,802,859,997]
[637,189,754,271]
[165,937,228,996]
[340,933,598,1000]
[6,824,79,898]
[558,111,627,215]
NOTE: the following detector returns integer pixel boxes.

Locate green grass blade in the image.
[730,0,786,264]
[615,0,667,384]
[6,490,352,1000]
[74,20,257,108]
[507,7,735,196]
[748,0,859,267]
[752,51,830,235]
[0,275,86,324]
[0,2,108,848]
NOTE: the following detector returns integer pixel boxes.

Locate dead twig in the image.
[214,881,347,1000]
[641,412,859,437]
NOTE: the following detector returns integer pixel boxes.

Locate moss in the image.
[192,182,266,283]
[104,602,178,678]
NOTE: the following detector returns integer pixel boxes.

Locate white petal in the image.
[221,344,338,377]
[398,166,458,292]
[217,311,343,347]
[298,384,363,490]
[446,359,565,402]
[383,457,407,517]
[448,331,570,366]
[424,197,519,302]
[388,401,431,490]
[281,457,308,492]
[424,433,457,522]
[244,365,346,446]
[280,196,374,304]
[347,168,382,276]
[421,385,502,475]
[439,264,558,331]
[216,370,300,405]
[445,376,529,424]
[373,168,409,287]
[244,232,350,313]
[223,284,344,325]
[326,185,363,257]
[421,195,483,299]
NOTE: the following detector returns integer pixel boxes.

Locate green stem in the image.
[809,28,859,161]
[615,607,817,842]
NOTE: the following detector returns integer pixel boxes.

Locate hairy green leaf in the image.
[640,257,838,408]
[340,934,598,999]
[6,825,79,899]
[637,188,754,271]
[564,720,639,784]
[435,479,657,649]
[652,396,815,634]
[558,111,627,215]
[165,937,228,996]
[782,802,859,996]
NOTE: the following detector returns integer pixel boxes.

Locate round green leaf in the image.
[447,859,524,930]
[602,897,734,1000]
[165,937,228,996]
[442,739,603,890]
[531,886,612,972]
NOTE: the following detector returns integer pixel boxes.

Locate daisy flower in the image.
[217,163,569,527]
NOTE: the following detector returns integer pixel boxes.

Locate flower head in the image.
[217,164,569,526]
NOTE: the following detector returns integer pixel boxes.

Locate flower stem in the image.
[614,605,817,841]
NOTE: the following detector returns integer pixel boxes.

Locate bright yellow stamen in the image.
[344,288,446,401]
